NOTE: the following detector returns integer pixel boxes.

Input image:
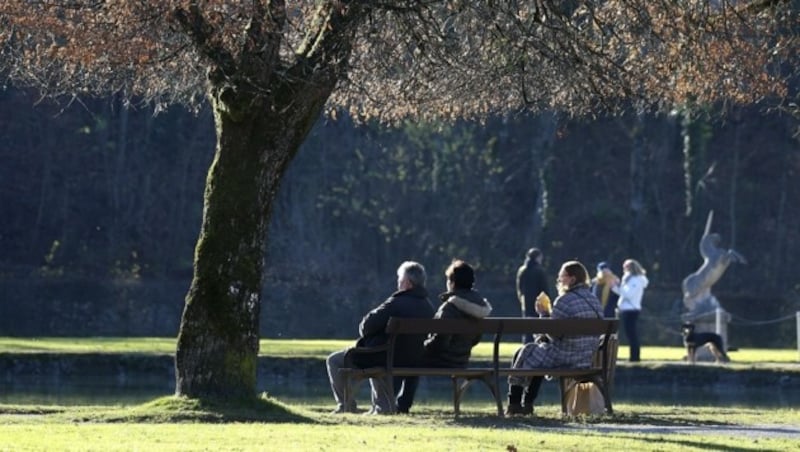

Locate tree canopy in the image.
[2,1,796,119]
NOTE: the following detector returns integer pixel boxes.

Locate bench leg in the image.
[493,374,504,416]
[342,372,355,412]
[471,374,502,416]
[559,378,568,415]
[451,377,461,416]
[595,378,613,414]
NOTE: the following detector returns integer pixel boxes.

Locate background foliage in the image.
[1,87,798,346]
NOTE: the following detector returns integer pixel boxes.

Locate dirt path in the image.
[541,423,800,439]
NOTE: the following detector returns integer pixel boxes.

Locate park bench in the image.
[340,317,619,416]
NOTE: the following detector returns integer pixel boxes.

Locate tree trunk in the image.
[174,79,329,399]
[525,111,558,249]
[628,113,647,257]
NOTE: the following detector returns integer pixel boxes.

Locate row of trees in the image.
[2,85,798,329]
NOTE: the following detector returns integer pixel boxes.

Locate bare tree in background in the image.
[1,1,796,400]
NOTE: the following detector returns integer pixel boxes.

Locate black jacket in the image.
[516,259,550,317]
[353,285,435,368]
[423,289,492,368]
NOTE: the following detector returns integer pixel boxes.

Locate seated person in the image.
[399,259,492,413]
[326,261,435,414]
[505,260,603,416]
[424,259,492,367]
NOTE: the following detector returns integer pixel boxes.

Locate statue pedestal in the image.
[681,308,731,362]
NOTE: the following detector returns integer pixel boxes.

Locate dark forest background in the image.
[1,87,798,347]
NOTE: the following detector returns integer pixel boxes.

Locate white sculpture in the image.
[682,210,747,317]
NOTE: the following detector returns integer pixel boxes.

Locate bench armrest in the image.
[343,343,390,367]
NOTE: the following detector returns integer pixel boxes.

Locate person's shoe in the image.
[364,406,396,415]
[330,404,357,414]
[504,402,533,416]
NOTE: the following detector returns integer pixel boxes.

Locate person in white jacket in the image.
[612,259,649,362]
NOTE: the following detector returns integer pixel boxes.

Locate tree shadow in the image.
[446,410,737,429]
[597,433,781,451]
[67,395,316,424]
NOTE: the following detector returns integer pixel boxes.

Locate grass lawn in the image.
[1,337,797,365]
[1,396,799,451]
[1,339,799,450]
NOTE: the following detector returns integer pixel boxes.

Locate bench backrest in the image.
[386,317,618,337]
[385,318,502,335]
[490,317,617,336]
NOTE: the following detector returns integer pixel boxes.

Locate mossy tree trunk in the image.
[174,76,331,399]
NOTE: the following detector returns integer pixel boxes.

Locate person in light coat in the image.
[612,259,649,362]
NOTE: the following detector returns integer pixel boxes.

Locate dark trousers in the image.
[395,376,419,413]
[620,310,640,361]
[602,297,618,319]
[508,376,545,406]
[508,347,545,405]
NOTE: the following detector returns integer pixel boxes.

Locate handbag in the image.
[565,381,605,416]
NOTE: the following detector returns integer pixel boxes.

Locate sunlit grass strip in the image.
[0,338,797,364]
[3,423,797,452]
[0,399,799,451]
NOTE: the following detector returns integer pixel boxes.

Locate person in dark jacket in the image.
[516,248,551,343]
[394,260,493,413]
[326,261,435,415]
[424,259,493,367]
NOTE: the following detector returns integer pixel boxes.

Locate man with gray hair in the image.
[326,261,435,414]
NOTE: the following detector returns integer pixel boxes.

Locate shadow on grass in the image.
[66,394,317,424]
[425,410,737,430]
[0,405,67,415]
[597,433,778,452]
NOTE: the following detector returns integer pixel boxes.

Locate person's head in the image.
[623,259,646,276]
[596,261,611,277]
[397,261,426,290]
[557,260,590,294]
[526,248,543,264]
[445,259,475,291]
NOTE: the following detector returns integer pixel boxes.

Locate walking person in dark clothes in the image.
[516,248,551,343]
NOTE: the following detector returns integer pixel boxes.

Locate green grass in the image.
[1,337,797,364]
[1,396,798,451]
[1,339,799,450]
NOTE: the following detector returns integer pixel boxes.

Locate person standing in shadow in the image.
[516,248,551,343]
